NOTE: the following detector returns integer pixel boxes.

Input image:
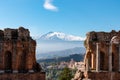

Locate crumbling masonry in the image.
[0,27,45,80]
[84,30,120,80]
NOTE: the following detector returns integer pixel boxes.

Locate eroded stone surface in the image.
[0,27,45,80]
[74,30,120,80]
[84,30,120,71]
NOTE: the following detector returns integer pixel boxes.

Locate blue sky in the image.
[0,0,120,37]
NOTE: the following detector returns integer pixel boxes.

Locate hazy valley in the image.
[35,32,85,59]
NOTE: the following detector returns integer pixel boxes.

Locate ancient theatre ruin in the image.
[0,27,45,80]
[84,30,120,80]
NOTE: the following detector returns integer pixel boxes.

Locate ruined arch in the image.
[100,51,105,70]
[19,50,27,73]
[4,51,12,73]
[88,53,92,68]
[84,51,92,71]
[112,52,115,71]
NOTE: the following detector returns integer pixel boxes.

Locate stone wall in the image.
[86,72,120,80]
[84,30,120,71]
[0,27,38,72]
[75,30,120,80]
[0,72,45,80]
[0,27,45,80]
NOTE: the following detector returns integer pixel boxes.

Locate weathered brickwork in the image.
[83,30,120,80]
[86,72,120,80]
[0,27,45,80]
[0,72,45,80]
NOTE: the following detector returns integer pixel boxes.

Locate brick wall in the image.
[0,72,45,80]
[86,72,120,80]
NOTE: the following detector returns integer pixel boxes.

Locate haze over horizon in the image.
[0,0,120,37]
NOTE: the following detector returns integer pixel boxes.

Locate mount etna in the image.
[34,32,86,59]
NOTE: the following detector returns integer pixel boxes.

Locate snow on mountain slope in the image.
[38,32,85,41]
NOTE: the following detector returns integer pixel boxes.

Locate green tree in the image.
[58,67,73,80]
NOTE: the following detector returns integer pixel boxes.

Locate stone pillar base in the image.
[13,70,18,73]
[0,70,4,73]
[29,70,34,73]
[0,72,45,80]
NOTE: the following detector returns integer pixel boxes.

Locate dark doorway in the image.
[19,50,27,73]
[11,30,18,39]
[100,51,105,70]
[112,53,115,71]
[4,51,12,73]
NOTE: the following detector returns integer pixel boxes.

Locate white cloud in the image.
[43,0,58,11]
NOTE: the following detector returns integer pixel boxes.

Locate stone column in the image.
[119,44,120,72]
[91,53,94,69]
[109,43,112,72]
[96,43,100,72]
[86,58,90,72]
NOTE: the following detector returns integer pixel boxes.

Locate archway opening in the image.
[19,50,27,73]
[112,53,115,71]
[4,51,12,73]
[86,52,92,71]
[100,51,105,70]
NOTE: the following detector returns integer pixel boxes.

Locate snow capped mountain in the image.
[38,32,85,41]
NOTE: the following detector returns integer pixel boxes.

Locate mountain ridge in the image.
[36,32,85,41]
[36,47,85,59]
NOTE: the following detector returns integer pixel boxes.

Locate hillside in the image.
[36,47,85,59]
[37,54,85,63]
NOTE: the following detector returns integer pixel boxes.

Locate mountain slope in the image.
[36,47,85,59]
[37,54,84,63]
[38,32,85,41]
